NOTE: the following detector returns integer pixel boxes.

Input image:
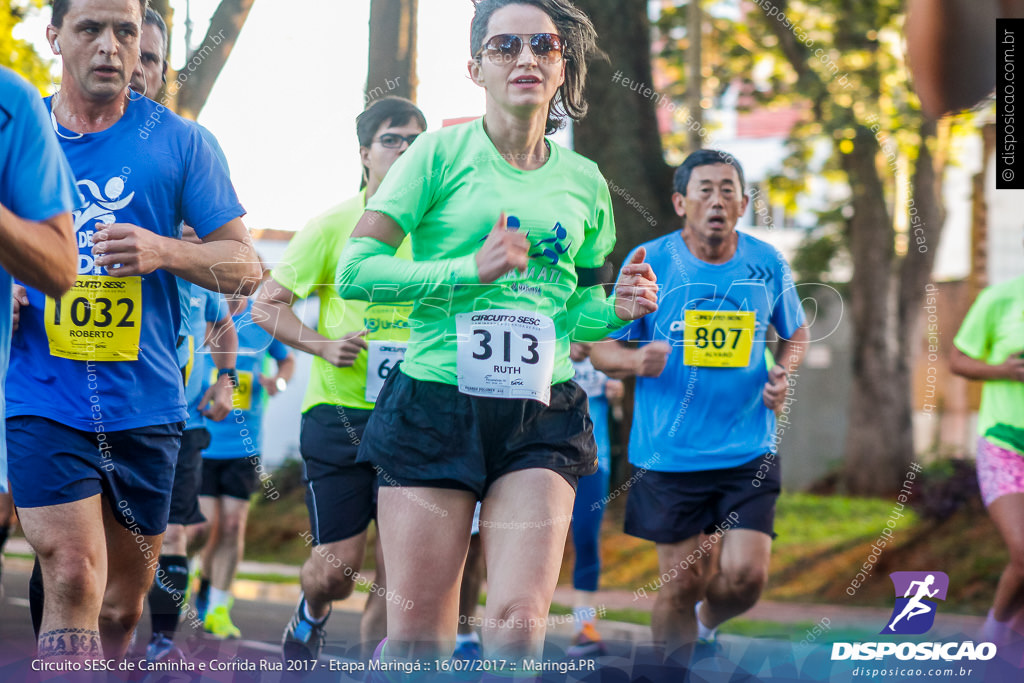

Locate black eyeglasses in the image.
[476,33,565,64]
[374,133,420,149]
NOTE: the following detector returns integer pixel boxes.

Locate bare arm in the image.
[0,206,77,298]
[91,217,261,296]
[590,339,672,380]
[906,0,1024,117]
[260,353,297,397]
[950,346,1024,382]
[763,323,811,410]
[205,314,238,371]
[774,324,810,373]
[253,276,368,367]
[199,314,238,423]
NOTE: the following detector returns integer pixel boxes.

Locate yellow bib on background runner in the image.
[209,368,255,411]
[683,310,755,368]
[44,275,142,361]
[183,335,196,385]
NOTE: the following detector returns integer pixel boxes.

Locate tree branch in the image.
[175,0,255,120]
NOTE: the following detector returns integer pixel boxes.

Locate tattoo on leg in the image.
[38,628,102,658]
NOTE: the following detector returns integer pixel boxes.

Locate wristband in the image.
[218,367,239,387]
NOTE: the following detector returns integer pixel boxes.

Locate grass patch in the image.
[602,608,651,626]
[235,572,299,584]
[2,552,34,561]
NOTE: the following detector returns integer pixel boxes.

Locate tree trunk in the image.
[573,0,676,269]
[686,0,703,152]
[839,120,946,495]
[366,0,418,103]
[898,118,946,345]
[174,0,256,120]
[839,126,911,494]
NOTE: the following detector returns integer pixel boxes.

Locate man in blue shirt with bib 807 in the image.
[592,149,810,665]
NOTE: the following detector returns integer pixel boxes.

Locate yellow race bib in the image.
[683,310,755,368]
[45,276,142,361]
[183,335,196,385]
[210,368,255,411]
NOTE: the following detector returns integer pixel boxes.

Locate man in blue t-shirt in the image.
[6,0,261,663]
[197,292,293,639]
[0,64,79,601]
[592,150,810,663]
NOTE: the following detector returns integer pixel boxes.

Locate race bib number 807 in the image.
[456,310,555,404]
[682,310,755,368]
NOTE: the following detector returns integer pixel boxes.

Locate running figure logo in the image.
[881,571,949,635]
[531,221,571,266]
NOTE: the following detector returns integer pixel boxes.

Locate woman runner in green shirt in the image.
[337,0,657,669]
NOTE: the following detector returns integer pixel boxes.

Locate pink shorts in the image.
[976,437,1024,507]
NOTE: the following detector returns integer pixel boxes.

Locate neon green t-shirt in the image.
[953,275,1024,454]
[273,191,412,412]
[364,118,617,387]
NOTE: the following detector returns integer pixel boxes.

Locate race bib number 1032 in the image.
[45,275,142,361]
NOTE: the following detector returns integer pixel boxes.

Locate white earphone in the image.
[54,38,61,54]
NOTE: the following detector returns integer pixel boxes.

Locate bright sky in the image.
[16,0,489,231]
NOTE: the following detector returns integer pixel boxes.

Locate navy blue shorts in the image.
[624,454,781,544]
[299,404,376,545]
[168,427,210,525]
[6,416,182,536]
[201,456,260,501]
[357,368,597,499]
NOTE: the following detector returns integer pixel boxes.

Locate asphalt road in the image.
[0,563,642,682]
[6,561,1024,683]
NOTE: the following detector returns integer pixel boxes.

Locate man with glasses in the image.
[255,96,425,664]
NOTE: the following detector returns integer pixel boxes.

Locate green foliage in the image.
[910,459,983,522]
[791,225,844,284]
[773,492,918,551]
[653,0,933,238]
[1,0,54,92]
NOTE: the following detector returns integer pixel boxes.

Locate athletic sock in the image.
[149,555,188,637]
[302,598,329,624]
[197,576,210,601]
[30,557,44,639]
[573,606,596,633]
[455,631,480,647]
[695,601,717,641]
[208,586,231,610]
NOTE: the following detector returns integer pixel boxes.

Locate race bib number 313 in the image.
[45,276,142,361]
[456,310,555,404]
[683,310,755,368]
